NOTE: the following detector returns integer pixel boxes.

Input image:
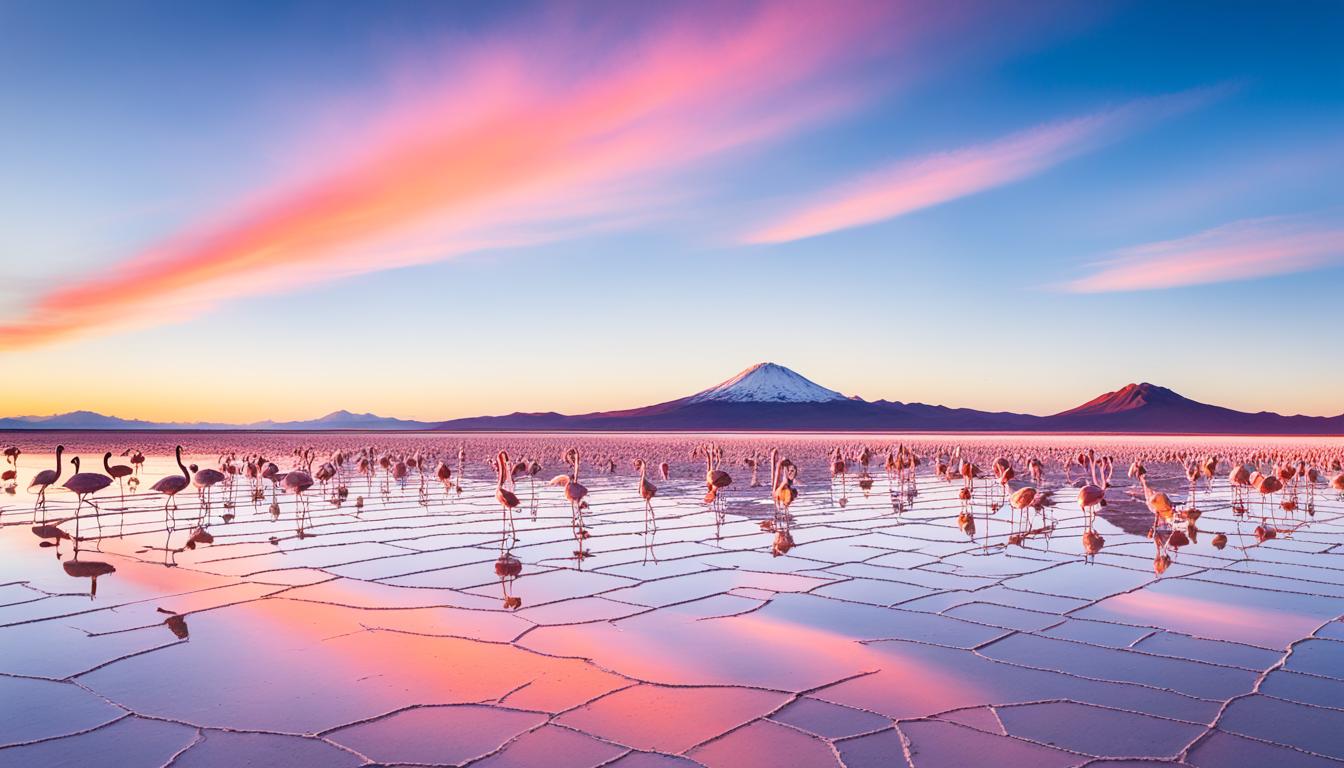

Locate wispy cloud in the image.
[0,1,921,349]
[1062,215,1344,293]
[743,87,1227,244]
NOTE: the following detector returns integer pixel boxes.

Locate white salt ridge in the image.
[687,362,851,404]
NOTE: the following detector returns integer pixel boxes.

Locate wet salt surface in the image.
[0,432,1342,767]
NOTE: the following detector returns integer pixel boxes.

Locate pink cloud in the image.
[1063,216,1344,293]
[0,1,916,350]
[743,87,1227,244]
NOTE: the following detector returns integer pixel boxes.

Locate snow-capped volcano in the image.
[687,362,851,404]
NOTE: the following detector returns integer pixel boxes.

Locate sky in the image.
[1,0,1342,422]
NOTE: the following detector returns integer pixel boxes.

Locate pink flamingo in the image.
[103,452,133,506]
[550,448,589,554]
[1077,483,1105,527]
[635,459,657,530]
[704,445,732,507]
[2,446,19,490]
[193,464,226,512]
[28,445,65,513]
[435,460,453,494]
[495,450,521,540]
[771,449,797,515]
[283,468,315,534]
[152,446,191,512]
[63,456,112,540]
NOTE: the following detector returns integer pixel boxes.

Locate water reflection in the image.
[32,522,72,556]
[62,556,116,597]
[2,435,1344,766]
[159,607,190,639]
[494,542,523,611]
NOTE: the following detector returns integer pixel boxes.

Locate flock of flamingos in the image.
[4,438,1343,583]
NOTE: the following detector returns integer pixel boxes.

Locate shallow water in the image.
[1,432,1342,767]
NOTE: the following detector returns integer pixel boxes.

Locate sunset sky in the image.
[2,0,1342,422]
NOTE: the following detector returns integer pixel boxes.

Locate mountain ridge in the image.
[2,364,1340,434]
[0,410,432,431]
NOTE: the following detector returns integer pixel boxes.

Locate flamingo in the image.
[261,461,281,504]
[63,456,112,540]
[1183,460,1200,511]
[771,449,797,516]
[550,449,589,554]
[556,451,589,512]
[1200,455,1218,490]
[103,452,133,505]
[1027,457,1044,486]
[315,462,337,496]
[129,449,146,477]
[284,469,314,497]
[152,446,191,512]
[456,446,467,496]
[635,459,657,530]
[1252,470,1283,520]
[28,445,65,511]
[495,450,521,540]
[1229,463,1252,510]
[703,445,732,507]
[1077,483,1105,526]
[193,464,226,512]
[435,460,453,494]
[2,446,19,490]
[283,469,315,533]
[959,459,979,491]
[1009,486,1037,531]
[765,451,799,557]
[523,458,542,511]
[830,449,848,506]
[356,454,374,492]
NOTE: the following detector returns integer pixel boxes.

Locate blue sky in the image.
[1,0,1341,421]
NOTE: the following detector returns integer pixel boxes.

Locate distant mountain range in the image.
[3,363,1340,434]
[0,409,432,431]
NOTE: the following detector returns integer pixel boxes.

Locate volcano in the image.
[431,362,1041,432]
[4,365,1340,433]
[1046,382,1343,434]
[431,367,1342,433]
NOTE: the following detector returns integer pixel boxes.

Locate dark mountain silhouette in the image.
[0,411,168,430]
[3,365,1339,434]
[433,367,1341,434]
[432,362,1041,431]
[1045,382,1343,434]
[0,409,430,431]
